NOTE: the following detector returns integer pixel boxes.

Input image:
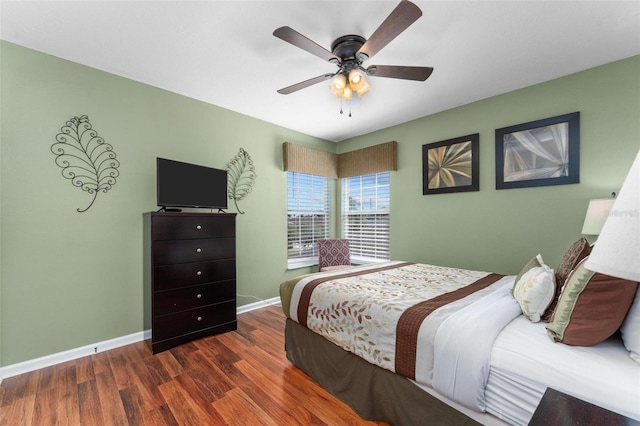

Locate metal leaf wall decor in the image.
[226,148,256,214]
[51,115,120,213]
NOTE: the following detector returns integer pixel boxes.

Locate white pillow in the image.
[512,254,555,322]
[620,289,640,364]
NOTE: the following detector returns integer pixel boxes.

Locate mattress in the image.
[485,315,640,425]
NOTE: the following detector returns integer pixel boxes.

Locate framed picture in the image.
[422,133,479,195]
[495,112,580,189]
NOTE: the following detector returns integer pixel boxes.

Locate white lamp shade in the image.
[585,149,640,281]
[581,198,616,235]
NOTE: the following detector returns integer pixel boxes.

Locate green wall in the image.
[339,55,640,275]
[0,41,333,366]
[1,40,638,368]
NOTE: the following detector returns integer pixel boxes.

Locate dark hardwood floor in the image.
[0,304,387,425]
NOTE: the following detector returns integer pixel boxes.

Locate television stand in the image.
[157,207,182,212]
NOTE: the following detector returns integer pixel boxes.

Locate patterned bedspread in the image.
[280,261,507,385]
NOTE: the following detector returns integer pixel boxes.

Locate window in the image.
[287,172,330,268]
[342,172,390,263]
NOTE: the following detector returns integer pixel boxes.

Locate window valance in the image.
[283,141,397,178]
[282,142,338,178]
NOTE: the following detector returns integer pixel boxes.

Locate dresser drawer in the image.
[152,238,235,265]
[153,259,235,291]
[153,281,235,316]
[152,215,235,240]
[152,300,236,342]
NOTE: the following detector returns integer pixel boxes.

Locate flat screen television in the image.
[156,157,228,210]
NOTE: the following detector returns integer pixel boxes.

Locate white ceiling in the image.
[1,1,639,142]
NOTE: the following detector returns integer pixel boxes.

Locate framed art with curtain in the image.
[495,112,580,189]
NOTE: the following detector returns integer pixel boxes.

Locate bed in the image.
[279,248,640,426]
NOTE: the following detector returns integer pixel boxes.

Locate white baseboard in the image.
[0,297,281,382]
[236,296,280,314]
[0,330,149,382]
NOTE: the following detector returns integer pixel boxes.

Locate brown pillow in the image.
[543,238,591,321]
[546,257,638,346]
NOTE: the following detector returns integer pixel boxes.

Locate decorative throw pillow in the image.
[511,255,543,295]
[543,238,592,321]
[512,254,555,322]
[620,290,640,364]
[546,257,639,346]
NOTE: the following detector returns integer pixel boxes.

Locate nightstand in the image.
[529,388,640,425]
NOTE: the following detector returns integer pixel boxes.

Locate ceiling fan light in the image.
[349,69,367,91]
[330,73,347,93]
[356,80,370,97]
[341,84,353,100]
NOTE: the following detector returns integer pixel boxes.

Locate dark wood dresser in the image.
[143,212,237,353]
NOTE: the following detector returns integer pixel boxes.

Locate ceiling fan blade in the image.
[277,74,334,95]
[366,65,434,81]
[358,0,422,60]
[273,26,340,63]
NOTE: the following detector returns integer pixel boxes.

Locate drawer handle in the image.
[196,225,202,230]
[196,248,202,253]
[196,293,202,299]
[196,271,202,276]
[197,316,203,321]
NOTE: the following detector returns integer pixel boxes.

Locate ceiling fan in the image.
[273,0,433,99]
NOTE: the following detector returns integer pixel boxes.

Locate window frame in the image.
[341,171,391,264]
[286,171,330,269]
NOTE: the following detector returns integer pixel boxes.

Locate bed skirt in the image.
[285,319,481,426]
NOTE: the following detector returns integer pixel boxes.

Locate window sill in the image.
[287,260,318,271]
[351,256,390,265]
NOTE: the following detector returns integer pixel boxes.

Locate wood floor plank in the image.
[75,354,95,384]
[0,304,388,425]
[145,403,179,426]
[211,386,280,426]
[89,350,112,376]
[119,384,147,425]
[182,351,236,401]
[0,368,39,407]
[95,370,128,425]
[31,387,61,425]
[157,377,225,425]
[125,358,167,412]
[0,394,35,425]
[77,379,104,425]
[233,358,322,425]
[109,346,139,390]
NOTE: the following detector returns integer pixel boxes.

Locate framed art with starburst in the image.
[495,112,580,190]
[422,133,479,195]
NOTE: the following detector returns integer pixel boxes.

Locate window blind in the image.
[342,172,390,263]
[287,172,330,267]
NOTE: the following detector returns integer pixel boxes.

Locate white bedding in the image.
[429,279,640,425]
[485,315,640,425]
[433,284,522,411]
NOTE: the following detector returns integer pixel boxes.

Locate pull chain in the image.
[338,98,353,117]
